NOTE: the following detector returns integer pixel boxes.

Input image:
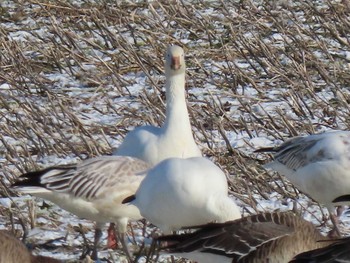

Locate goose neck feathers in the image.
[115,45,201,164]
[163,45,188,129]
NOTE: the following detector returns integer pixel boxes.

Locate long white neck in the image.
[162,72,193,136]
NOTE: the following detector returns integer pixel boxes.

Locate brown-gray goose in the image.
[290,236,350,263]
[157,212,335,263]
[0,230,62,263]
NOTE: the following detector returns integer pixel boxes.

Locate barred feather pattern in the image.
[259,131,350,173]
[15,156,150,201]
[158,212,333,263]
[257,131,350,212]
[291,237,350,263]
[267,136,321,171]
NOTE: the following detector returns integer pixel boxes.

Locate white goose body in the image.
[126,157,241,233]
[114,45,202,165]
[261,131,350,210]
[258,130,350,235]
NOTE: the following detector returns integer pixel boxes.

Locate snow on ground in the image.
[1,0,350,262]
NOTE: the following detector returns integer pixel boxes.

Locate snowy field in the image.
[1,0,350,262]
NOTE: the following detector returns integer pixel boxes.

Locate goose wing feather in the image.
[159,212,303,260]
[13,156,149,200]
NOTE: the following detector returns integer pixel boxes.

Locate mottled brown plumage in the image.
[0,231,61,263]
[290,236,350,263]
[158,212,335,263]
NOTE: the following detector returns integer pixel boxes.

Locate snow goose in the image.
[256,130,350,236]
[0,230,62,263]
[157,212,334,263]
[111,45,201,251]
[291,236,350,263]
[12,156,150,260]
[123,157,241,233]
[114,45,202,165]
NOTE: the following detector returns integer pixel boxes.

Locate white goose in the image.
[114,45,202,165]
[12,45,202,260]
[12,156,150,260]
[110,45,201,251]
[123,157,241,234]
[157,212,335,263]
[256,130,350,236]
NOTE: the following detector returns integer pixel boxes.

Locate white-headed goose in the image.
[112,44,202,254]
[114,45,202,165]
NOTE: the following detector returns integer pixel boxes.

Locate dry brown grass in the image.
[1,0,350,261]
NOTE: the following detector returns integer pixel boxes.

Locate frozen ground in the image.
[1,0,350,262]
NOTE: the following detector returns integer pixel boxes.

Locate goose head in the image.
[165,45,186,76]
